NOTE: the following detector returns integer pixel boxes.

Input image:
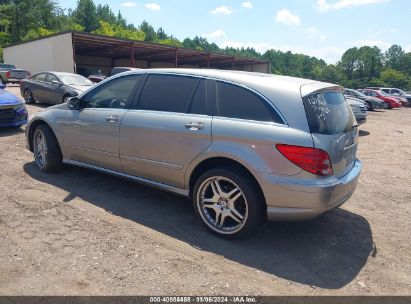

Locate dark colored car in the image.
[343,88,386,110]
[358,89,401,109]
[20,72,94,105]
[0,83,28,127]
[88,74,107,83]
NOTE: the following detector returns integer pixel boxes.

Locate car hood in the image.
[0,89,21,105]
[67,85,93,92]
[346,97,364,107]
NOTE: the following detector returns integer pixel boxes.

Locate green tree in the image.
[338,47,358,80]
[96,4,116,25]
[355,46,382,81]
[158,38,182,47]
[0,0,60,42]
[92,20,145,41]
[22,27,55,41]
[72,0,98,32]
[380,68,409,88]
[157,27,168,40]
[139,20,157,41]
[384,45,404,70]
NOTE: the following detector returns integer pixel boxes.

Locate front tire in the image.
[193,168,265,238]
[33,125,62,172]
[366,101,373,111]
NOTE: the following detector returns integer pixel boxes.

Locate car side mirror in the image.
[52,80,61,86]
[67,97,80,109]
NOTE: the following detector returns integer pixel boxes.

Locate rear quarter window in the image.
[215,81,283,123]
[303,92,356,135]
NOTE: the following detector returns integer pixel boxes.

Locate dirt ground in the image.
[0,85,410,295]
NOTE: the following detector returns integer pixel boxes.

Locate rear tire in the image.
[33,124,62,172]
[193,167,265,238]
[24,89,35,104]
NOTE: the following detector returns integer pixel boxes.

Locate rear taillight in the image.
[276,144,333,176]
[6,71,10,78]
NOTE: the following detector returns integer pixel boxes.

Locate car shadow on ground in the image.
[0,127,24,137]
[29,103,50,109]
[359,130,370,137]
[23,162,373,290]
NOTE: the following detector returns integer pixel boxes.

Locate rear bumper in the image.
[258,159,362,221]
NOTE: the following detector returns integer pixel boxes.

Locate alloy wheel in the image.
[34,130,48,168]
[24,90,33,103]
[197,176,248,234]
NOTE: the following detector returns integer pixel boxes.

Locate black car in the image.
[20,72,93,105]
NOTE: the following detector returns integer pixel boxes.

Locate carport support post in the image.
[130,43,135,67]
[175,50,178,68]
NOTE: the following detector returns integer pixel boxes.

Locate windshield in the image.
[59,74,93,86]
[352,89,366,97]
[303,92,356,135]
[0,64,16,70]
[378,90,389,96]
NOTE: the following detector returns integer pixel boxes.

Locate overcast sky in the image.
[58,0,411,63]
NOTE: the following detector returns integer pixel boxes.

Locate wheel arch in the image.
[188,156,267,208]
[27,119,58,153]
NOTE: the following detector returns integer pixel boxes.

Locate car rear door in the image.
[28,73,48,102]
[119,74,212,189]
[302,88,358,178]
[61,74,143,171]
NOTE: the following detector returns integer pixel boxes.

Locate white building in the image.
[4,31,270,76]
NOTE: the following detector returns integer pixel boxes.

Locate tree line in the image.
[1,0,410,89]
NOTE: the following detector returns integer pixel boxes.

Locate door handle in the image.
[185,122,205,130]
[106,115,119,123]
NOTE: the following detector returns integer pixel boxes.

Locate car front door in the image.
[61,74,143,171]
[119,74,212,189]
[29,73,48,102]
[44,73,65,104]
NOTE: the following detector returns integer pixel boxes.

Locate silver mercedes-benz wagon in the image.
[26,69,362,238]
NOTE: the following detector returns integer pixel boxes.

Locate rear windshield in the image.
[303,92,356,135]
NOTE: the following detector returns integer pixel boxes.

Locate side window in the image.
[381,89,389,93]
[83,75,141,109]
[33,73,46,81]
[215,81,282,123]
[189,80,208,115]
[392,89,399,94]
[46,74,59,84]
[371,92,377,97]
[139,75,199,113]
